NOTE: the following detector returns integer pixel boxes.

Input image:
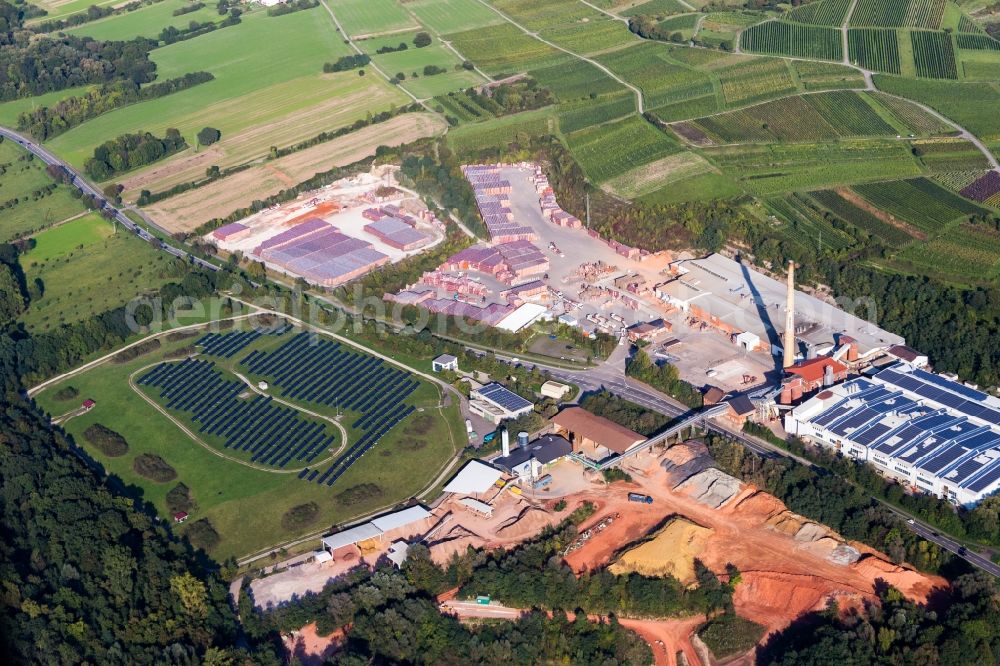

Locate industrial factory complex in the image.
[786,365,1000,506]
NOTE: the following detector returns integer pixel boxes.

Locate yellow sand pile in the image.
[609,518,713,584]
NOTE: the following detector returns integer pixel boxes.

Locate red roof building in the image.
[82,399,96,410]
[173,512,189,523]
[786,357,848,392]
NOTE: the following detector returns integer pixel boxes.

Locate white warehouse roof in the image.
[321,523,382,551]
[370,505,431,533]
[496,303,547,332]
[443,460,503,494]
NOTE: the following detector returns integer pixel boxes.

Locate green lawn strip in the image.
[65,0,221,41]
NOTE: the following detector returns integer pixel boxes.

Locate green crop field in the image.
[766,194,858,251]
[806,189,918,246]
[66,0,219,41]
[493,0,594,29]
[531,59,629,102]
[868,91,953,134]
[28,0,119,23]
[18,228,187,331]
[685,91,904,144]
[38,9,408,177]
[793,61,867,90]
[564,115,680,183]
[850,0,947,29]
[704,140,924,194]
[911,30,959,78]
[874,76,1000,140]
[405,0,505,33]
[446,107,557,153]
[597,43,716,108]
[446,23,568,75]
[892,222,1000,282]
[334,0,420,36]
[658,13,699,36]
[956,33,1000,51]
[558,93,636,133]
[786,0,852,26]
[23,213,114,262]
[717,58,798,106]
[0,139,86,242]
[370,38,486,97]
[648,94,720,122]
[32,328,461,559]
[912,138,992,171]
[740,20,843,61]
[848,28,903,73]
[852,177,986,231]
[540,17,635,54]
[619,0,689,17]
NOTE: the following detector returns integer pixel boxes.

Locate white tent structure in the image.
[443,460,503,494]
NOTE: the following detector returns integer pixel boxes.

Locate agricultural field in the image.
[740,20,843,61]
[26,0,119,23]
[333,0,420,37]
[647,94,720,122]
[806,189,920,246]
[681,91,912,144]
[564,115,680,183]
[617,0,689,17]
[892,222,1000,282]
[597,43,716,108]
[33,326,461,559]
[0,139,86,242]
[66,0,219,41]
[911,138,992,171]
[40,8,410,180]
[786,0,853,26]
[848,28,903,73]
[405,0,506,33]
[18,222,187,331]
[765,194,859,252]
[868,91,954,133]
[702,140,925,194]
[657,13,700,39]
[366,35,486,98]
[851,177,986,231]
[540,17,635,54]
[874,76,1000,141]
[911,30,959,78]
[446,107,557,153]
[717,58,798,106]
[850,0,947,29]
[603,151,717,199]
[530,59,630,102]
[142,113,448,232]
[557,93,636,133]
[793,61,867,90]
[445,23,568,75]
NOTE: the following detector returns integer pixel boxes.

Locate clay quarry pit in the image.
[285,441,947,665]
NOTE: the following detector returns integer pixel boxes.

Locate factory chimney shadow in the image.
[736,255,784,374]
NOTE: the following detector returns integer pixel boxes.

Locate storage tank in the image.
[779,386,793,404]
[501,428,510,457]
[517,431,529,448]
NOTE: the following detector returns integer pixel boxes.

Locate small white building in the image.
[432,354,458,372]
[540,380,570,400]
[469,382,534,425]
[459,497,494,517]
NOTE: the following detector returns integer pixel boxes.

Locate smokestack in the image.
[501,428,510,458]
[783,260,796,369]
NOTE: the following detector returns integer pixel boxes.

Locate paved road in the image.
[0,125,220,271]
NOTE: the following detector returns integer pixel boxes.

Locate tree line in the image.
[84,129,187,180]
[17,72,214,141]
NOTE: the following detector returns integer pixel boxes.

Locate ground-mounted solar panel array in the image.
[138,359,337,468]
[195,326,291,359]
[240,332,420,486]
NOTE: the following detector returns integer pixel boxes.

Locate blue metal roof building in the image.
[785,363,1000,506]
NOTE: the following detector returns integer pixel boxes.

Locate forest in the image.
[0,1,158,101]
[0,257,278,661]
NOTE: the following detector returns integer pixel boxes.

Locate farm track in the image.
[471,0,646,113]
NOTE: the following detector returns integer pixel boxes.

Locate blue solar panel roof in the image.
[964,459,1000,492]
[476,383,533,412]
[913,368,988,401]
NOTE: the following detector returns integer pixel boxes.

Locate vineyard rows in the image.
[934,170,989,192]
[565,115,680,182]
[787,0,852,27]
[853,177,984,231]
[741,21,843,61]
[850,0,945,29]
[807,189,916,246]
[718,58,797,106]
[911,30,958,79]
[956,34,1000,51]
[848,28,902,74]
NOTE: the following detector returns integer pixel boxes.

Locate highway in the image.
[0,125,218,273]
